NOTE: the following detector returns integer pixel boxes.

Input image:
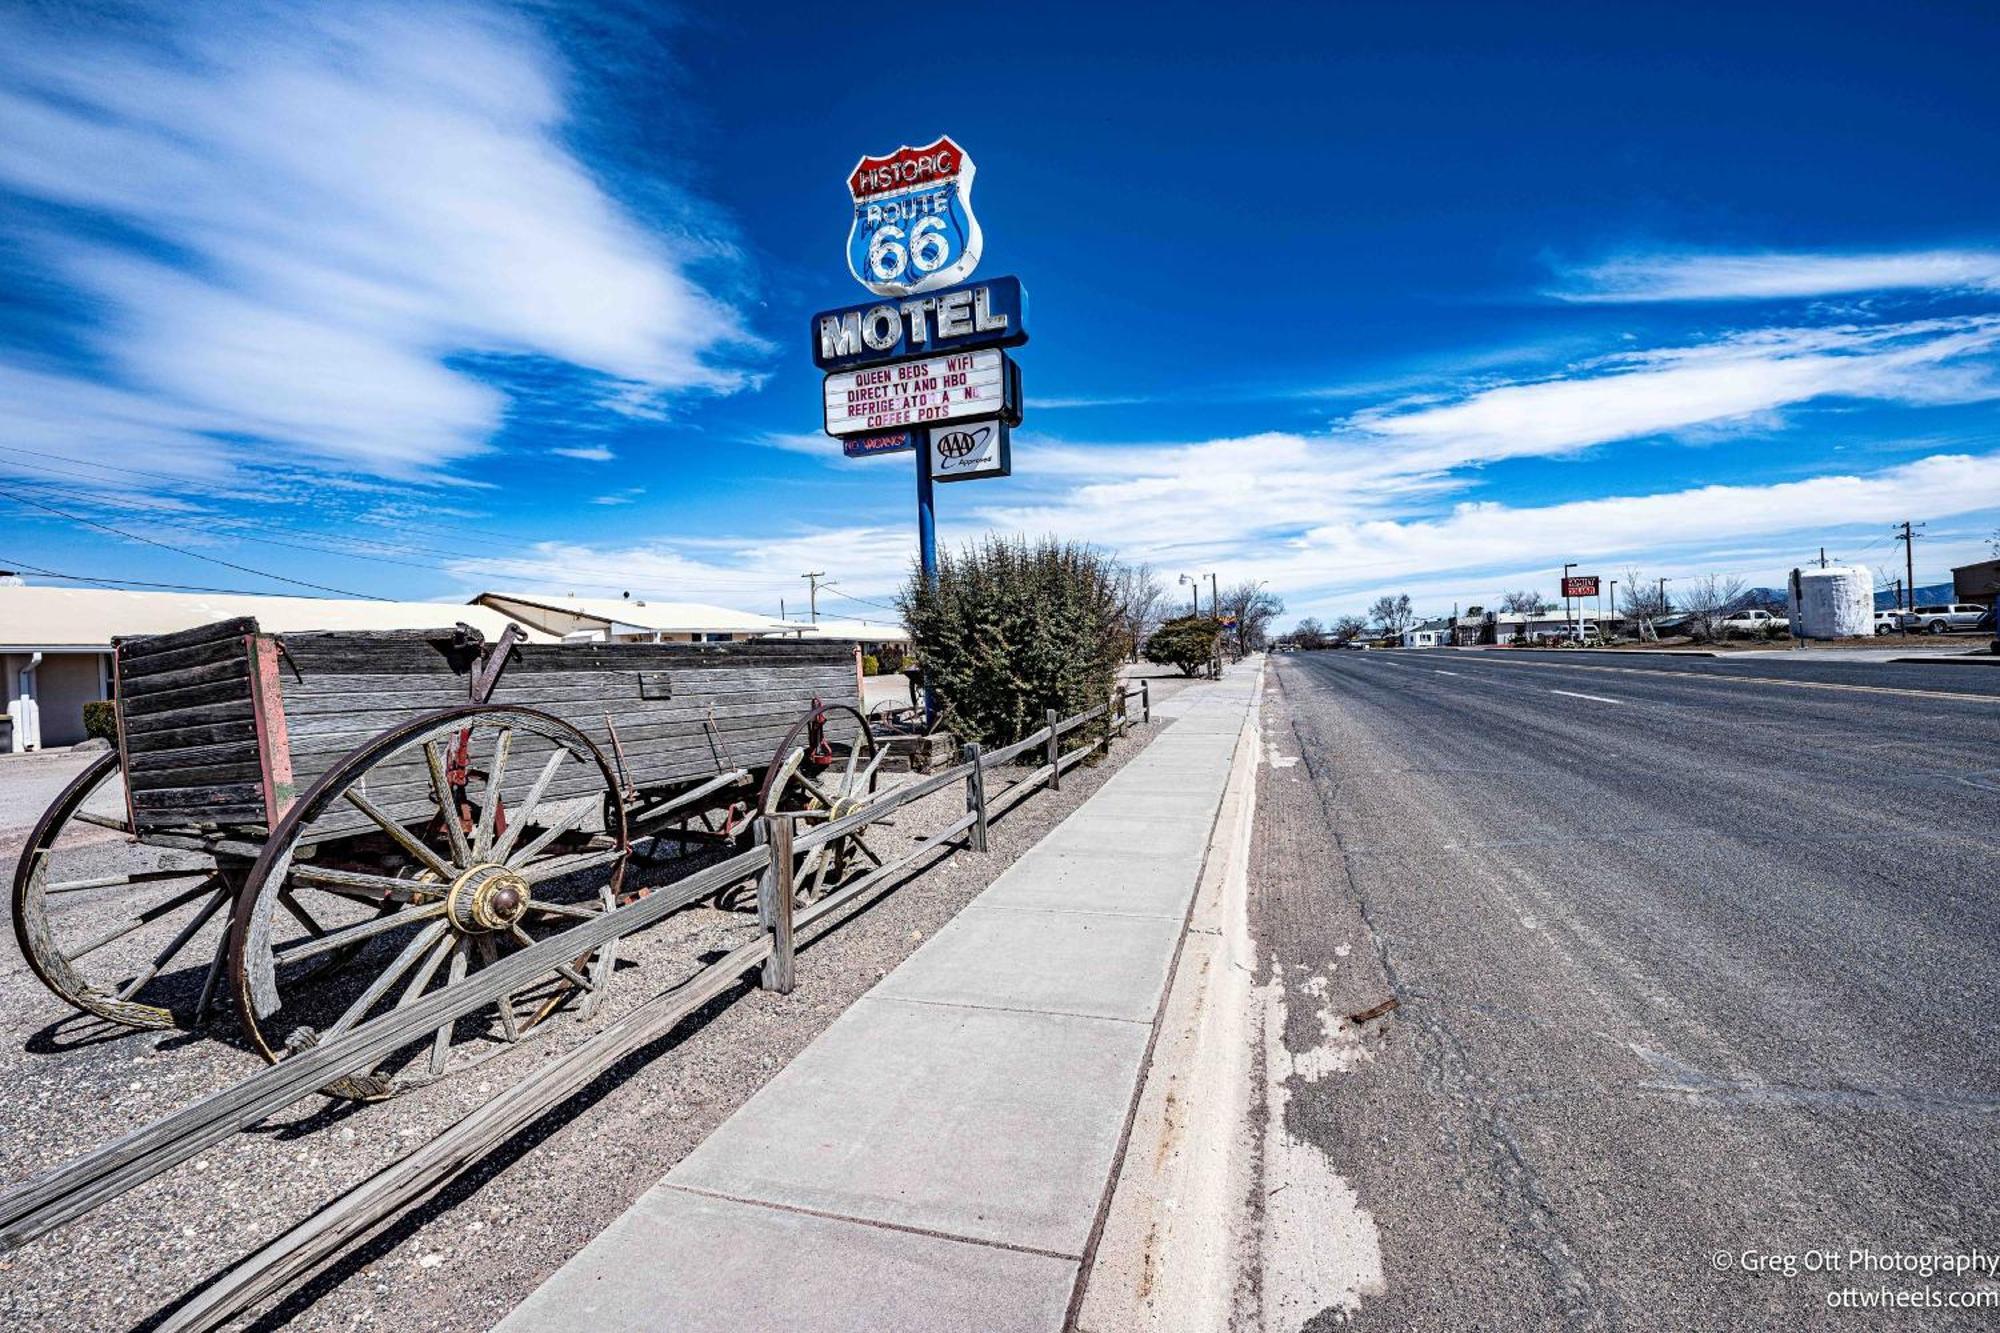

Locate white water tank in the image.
[1788,565,1873,640]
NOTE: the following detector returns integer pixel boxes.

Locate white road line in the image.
[1549,688,1623,705]
[1431,670,1460,676]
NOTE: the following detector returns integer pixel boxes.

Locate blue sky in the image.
[1,0,1996,624]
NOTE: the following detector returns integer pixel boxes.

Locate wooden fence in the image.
[0,681,1152,1331]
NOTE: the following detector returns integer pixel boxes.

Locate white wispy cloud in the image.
[0,2,756,481]
[1556,248,2000,303]
[550,445,617,462]
[1341,317,2000,471]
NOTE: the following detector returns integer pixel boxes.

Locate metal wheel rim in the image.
[11,749,234,1031]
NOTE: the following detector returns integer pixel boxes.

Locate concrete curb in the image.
[1890,654,2000,665]
[1074,666,1264,1332]
[492,663,1265,1333]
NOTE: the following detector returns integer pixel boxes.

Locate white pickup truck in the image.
[1718,608,1789,635]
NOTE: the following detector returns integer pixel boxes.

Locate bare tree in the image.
[1677,573,1747,640]
[1368,593,1414,638]
[1108,562,1167,661]
[1218,581,1285,655]
[1291,616,1327,650]
[1499,589,1548,614]
[1331,614,1366,643]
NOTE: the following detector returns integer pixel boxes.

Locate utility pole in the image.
[1819,546,1827,569]
[1562,562,1577,638]
[801,571,824,624]
[1893,521,1923,621]
[1608,579,1617,638]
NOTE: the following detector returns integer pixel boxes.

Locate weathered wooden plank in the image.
[128,760,267,793]
[118,673,254,720]
[116,617,256,659]
[123,719,261,754]
[116,635,248,682]
[117,655,251,697]
[133,806,270,830]
[118,699,257,737]
[131,782,266,811]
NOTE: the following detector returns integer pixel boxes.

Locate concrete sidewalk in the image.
[494,662,1262,1333]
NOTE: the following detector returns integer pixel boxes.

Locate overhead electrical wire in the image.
[0,558,287,597]
[0,485,389,600]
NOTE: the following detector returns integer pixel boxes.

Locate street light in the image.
[1177,573,1198,616]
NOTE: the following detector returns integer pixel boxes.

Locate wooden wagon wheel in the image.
[230,706,628,1100]
[756,703,888,905]
[11,750,240,1031]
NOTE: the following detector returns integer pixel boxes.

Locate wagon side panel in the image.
[115,617,268,828]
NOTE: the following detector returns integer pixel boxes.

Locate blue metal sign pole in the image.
[915,434,939,724]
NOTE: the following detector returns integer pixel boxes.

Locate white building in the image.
[470,591,793,644]
[1,585,554,750]
[2,582,912,751]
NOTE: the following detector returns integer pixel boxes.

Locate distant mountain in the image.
[1733,581,1957,612]
[1876,582,1954,609]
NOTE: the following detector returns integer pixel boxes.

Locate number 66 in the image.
[868,216,951,282]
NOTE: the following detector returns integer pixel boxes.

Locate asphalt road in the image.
[1250,649,2000,1331]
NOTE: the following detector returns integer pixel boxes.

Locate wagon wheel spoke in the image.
[278,889,329,938]
[428,938,471,1076]
[475,727,513,858]
[70,809,134,834]
[270,901,445,965]
[320,919,451,1043]
[288,864,438,898]
[509,924,596,993]
[194,925,232,1026]
[424,741,474,868]
[860,743,891,789]
[44,866,212,896]
[505,795,598,868]
[478,935,521,1042]
[69,877,224,960]
[796,774,842,810]
[807,846,834,901]
[114,883,233,1001]
[490,750,569,862]
[521,897,597,920]
[842,741,862,786]
[848,832,885,869]
[520,846,625,887]
[343,789,455,880]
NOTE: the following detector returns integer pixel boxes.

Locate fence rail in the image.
[0,681,1153,1332]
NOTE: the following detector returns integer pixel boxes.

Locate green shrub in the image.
[900,536,1124,750]
[82,700,119,743]
[862,653,882,676]
[1144,615,1223,676]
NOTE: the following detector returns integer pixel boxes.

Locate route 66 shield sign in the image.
[847,136,983,297]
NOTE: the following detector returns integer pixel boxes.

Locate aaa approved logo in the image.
[847,136,983,297]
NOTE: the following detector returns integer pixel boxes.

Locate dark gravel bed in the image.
[0,714,1172,1332]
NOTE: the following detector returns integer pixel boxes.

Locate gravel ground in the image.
[0,705,1187,1332]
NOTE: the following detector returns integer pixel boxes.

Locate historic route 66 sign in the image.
[847,136,983,297]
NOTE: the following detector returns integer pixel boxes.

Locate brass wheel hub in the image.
[446,863,531,933]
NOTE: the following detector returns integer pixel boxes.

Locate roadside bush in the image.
[82,700,119,743]
[900,536,1124,750]
[1144,615,1223,676]
[862,653,882,676]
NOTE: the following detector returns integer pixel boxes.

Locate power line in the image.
[822,584,900,613]
[0,557,287,597]
[0,485,388,600]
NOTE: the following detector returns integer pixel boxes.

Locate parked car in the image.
[1873,609,1905,635]
[1908,604,1987,634]
[1718,609,1789,636]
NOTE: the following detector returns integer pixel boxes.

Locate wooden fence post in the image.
[962,742,988,851]
[757,815,795,993]
[1046,707,1062,790]
[1141,680,1151,724]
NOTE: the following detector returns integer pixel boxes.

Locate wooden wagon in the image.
[11,616,885,1098]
